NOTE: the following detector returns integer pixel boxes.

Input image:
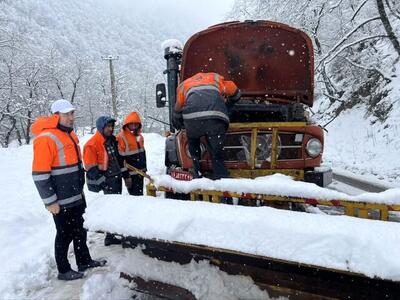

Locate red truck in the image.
[156,20,332,188]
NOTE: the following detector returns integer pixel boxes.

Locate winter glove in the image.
[226,89,241,109]
[47,202,60,215]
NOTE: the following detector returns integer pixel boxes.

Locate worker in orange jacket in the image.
[174,72,240,179]
[83,116,128,195]
[32,99,106,281]
[83,116,129,246]
[117,112,147,195]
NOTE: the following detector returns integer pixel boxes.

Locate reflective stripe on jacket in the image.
[175,72,239,124]
[117,112,147,174]
[117,129,147,174]
[31,115,85,208]
[83,131,126,192]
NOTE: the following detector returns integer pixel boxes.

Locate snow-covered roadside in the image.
[0,140,134,299]
[320,103,400,186]
[0,133,271,300]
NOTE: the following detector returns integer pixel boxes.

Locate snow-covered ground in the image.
[321,102,400,187]
[1,130,399,299]
[0,133,270,300]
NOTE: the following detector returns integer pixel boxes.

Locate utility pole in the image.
[101,55,119,119]
[143,72,149,131]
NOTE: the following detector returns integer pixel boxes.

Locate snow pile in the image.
[0,145,56,299]
[143,132,166,176]
[153,173,400,205]
[85,194,400,281]
[80,273,132,300]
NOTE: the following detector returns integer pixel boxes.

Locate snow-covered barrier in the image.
[153,173,400,205]
[84,194,400,281]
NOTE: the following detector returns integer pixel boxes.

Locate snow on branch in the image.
[385,0,400,20]
[324,34,389,65]
[329,0,345,13]
[317,16,381,68]
[350,0,370,22]
[343,57,392,82]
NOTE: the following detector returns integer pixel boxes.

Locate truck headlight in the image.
[306,138,322,158]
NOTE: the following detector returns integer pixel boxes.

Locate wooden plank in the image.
[120,272,196,300]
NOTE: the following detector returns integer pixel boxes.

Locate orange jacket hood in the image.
[123,112,142,127]
[31,114,59,136]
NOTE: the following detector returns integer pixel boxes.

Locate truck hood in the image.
[180,21,314,106]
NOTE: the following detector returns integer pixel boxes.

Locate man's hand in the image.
[47,203,60,215]
[124,177,133,189]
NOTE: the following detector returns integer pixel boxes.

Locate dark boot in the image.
[104,233,122,246]
[78,259,107,272]
[57,269,84,281]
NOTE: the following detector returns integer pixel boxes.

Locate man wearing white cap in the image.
[32,99,106,281]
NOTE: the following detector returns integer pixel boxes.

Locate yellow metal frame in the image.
[227,122,307,172]
[228,169,304,180]
[146,183,400,222]
[229,122,307,128]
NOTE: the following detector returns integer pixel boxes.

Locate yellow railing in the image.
[147,184,400,222]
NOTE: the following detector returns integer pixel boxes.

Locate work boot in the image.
[78,259,107,272]
[57,269,84,281]
[221,197,233,205]
[104,233,122,246]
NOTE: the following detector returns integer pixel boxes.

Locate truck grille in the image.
[224,131,303,166]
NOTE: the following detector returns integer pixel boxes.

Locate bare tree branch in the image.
[324,34,388,64]
[350,0,370,22]
[342,57,392,82]
[376,0,400,58]
[317,16,381,68]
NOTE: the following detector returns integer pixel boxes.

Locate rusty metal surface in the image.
[181,21,314,106]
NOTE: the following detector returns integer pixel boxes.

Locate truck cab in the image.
[156,20,332,187]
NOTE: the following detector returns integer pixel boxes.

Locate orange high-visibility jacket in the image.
[117,112,147,173]
[83,131,109,172]
[175,72,239,113]
[32,114,85,208]
[83,131,127,192]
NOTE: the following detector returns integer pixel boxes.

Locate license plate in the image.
[170,170,193,181]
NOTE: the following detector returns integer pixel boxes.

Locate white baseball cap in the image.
[51,99,75,114]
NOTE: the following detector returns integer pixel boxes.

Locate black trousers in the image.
[103,175,122,195]
[184,119,229,180]
[52,203,92,273]
[127,174,144,196]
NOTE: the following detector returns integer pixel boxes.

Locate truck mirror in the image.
[156,83,167,108]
